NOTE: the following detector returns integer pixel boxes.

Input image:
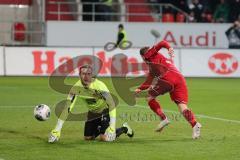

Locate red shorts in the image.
[148,71,188,104]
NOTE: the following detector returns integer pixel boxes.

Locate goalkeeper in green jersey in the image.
[48,65,134,143]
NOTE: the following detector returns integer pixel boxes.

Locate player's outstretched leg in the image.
[155,117,170,132]
[192,122,201,139]
[147,97,170,132]
[116,122,134,138]
[48,119,64,143]
[148,98,167,120]
[178,103,201,139]
[48,129,61,143]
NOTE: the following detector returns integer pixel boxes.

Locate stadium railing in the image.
[0,2,188,46]
[0,1,46,46]
[0,20,46,46]
[47,1,189,22]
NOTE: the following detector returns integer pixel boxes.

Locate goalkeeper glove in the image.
[104,126,116,142]
[104,108,116,142]
[48,129,61,143]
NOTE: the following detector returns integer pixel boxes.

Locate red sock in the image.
[182,109,197,127]
[148,99,166,120]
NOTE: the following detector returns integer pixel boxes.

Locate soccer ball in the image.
[34,104,51,121]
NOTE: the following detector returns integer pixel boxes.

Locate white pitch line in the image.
[0,105,33,108]
[121,104,240,124]
[1,104,240,124]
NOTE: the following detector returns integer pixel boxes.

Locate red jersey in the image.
[139,40,181,90]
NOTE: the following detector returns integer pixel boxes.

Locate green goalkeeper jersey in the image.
[68,78,111,113]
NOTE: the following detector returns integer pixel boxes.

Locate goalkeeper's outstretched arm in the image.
[48,92,77,143]
[58,92,78,125]
[56,93,77,127]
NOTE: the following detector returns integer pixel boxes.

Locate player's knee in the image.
[177,103,188,113]
[84,136,95,141]
[99,134,107,141]
[146,96,154,102]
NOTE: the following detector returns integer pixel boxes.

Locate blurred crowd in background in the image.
[82,0,240,23]
[148,0,240,23]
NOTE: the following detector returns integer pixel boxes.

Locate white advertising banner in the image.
[93,48,145,77]
[4,47,180,76]
[5,47,93,76]
[47,22,230,49]
[181,49,240,77]
[93,48,180,76]
[0,47,4,75]
[4,47,239,77]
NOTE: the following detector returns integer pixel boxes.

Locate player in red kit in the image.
[135,40,201,139]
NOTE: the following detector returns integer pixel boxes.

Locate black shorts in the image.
[84,109,110,137]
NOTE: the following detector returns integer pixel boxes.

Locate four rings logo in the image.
[208,53,238,75]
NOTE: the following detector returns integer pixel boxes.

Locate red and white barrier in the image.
[1,47,239,77]
[0,47,4,76]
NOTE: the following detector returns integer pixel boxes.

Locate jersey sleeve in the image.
[138,73,154,90]
[154,40,171,51]
[154,41,171,52]
[96,80,110,93]
[96,80,116,114]
[67,81,80,101]
[67,81,81,111]
[143,40,171,59]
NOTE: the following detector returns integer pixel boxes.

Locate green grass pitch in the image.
[0,77,240,160]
